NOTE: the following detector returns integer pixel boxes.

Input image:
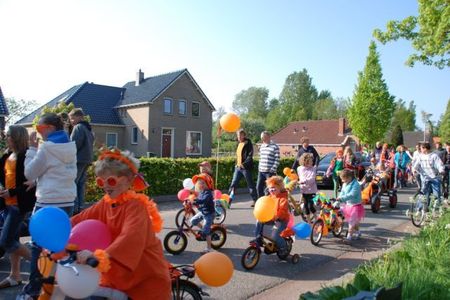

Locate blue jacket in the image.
[394,152,411,169]
[338,178,361,205]
[194,190,215,215]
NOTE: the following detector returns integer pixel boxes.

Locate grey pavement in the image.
[0,186,417,300]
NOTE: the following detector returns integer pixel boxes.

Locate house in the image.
[401,131,433,149]
[16,69,215,158]
[0,86,9,135]
[270,118,360,156]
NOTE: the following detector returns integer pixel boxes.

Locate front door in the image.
[162,128,173,157]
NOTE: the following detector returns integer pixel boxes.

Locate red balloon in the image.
[213,190,222,199]
[177,189,191,201]
[69,220,112,252]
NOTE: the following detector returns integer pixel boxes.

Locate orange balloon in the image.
[194,252,234,287]
[253,196,277,222]
[38,253,54,278]
[288,172,299,181]
[283,167,292,176]
[220,113,241,133]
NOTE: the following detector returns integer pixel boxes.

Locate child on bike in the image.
[297,153,317,223]
[190,173,215,254]
[253,176,290,256]
[326,149,344,198]
[72,148,170,300]
[198,160,215,190]
[337,169,364,241]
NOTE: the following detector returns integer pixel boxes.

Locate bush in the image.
[85,156,296,202]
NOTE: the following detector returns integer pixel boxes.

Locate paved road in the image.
[0,187,416,300]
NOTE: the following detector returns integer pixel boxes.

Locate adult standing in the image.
[69,108,94,214]
[256,131,280,199]
[228,129,257,207]
[444,142,450,199]
[0,125,36,289]
[291,137,319,170]
[411,143,422,191]
[434,142,446,164]
[371,141,383,165]
[393,145,411,188]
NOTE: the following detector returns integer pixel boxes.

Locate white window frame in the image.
[178,99,187,116]
[106,132,118,148]
[186,131,202,155]
[161,127,175,158]
[191,101,200,117]
[163,98,173,115]
[131,126,138,145]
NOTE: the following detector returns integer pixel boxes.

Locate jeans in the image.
[190,212,214,236]
[255,220,287,250]
[332,174,342,199]
[394,167,406,188]
[0,205,23,253]
[302,194,317,215]
[21,205,74,297]
[423,178,441,207]
[75,163,90,213]
[256,171,275,199]
[229,166,257,201]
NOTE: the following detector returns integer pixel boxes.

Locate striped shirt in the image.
[258,142,280,173]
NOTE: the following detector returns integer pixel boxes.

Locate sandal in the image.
[0,276,22,289]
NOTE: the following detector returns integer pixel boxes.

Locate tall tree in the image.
[439,100,450,142]
[5,97,39,125]
[232,87,269,120]
[390,124,404,146]
[348,41,395,145]
[391,99,417,131]
[312,98,338,120]
[373,0,450,69]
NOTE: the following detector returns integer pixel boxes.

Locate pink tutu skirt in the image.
[341,203,365,226]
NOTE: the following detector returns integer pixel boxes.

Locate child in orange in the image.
[198,161,215,190]
[72,149,170,300]
[253,176,290,255]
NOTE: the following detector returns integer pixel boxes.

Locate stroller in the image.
[360,168,398,213]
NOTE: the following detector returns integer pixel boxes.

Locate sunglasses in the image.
[35,124,52,134]
[96,176,123,187]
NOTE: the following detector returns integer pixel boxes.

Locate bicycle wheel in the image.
[171,280,202,300]
[175,208,196,228]
[214,205,226,224]
[164,231,188,255]
[311,219,324,246]
[276,238,293,260]
[241,246,260,270]
[210,226,227,249]
[371,195,381,213]
[389,192,398,208]
[410,192,426,227]
[332,217,344,237]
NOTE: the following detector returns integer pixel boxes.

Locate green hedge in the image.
[85,156,295,202]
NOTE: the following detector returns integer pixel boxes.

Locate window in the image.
[131,127,138,144]
[106,133,118,148]
[186,131,202,155]
[164,98,173,114]
[192,102,200,117]
[178,100,186,115]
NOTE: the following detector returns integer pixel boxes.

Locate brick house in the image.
[270,118,360,156]
[16,69,215,158]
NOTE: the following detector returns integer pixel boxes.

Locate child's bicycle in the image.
[240,226,300,270]
[164,202,227,255]
[170,264,209,300]
[409,190,442,228]
[310,196,346,246]
[175,199,226,228]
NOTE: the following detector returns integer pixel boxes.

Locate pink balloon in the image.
[177,189,191,201]
[69,220,112,252]
[287,213,295,229]
[213,190,222,200]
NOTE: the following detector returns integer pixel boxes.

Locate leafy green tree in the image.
[232,87,268,120]
[438,100,450,142]
[213,106,226,121]
[312,98,338,120]
[5,97,39,125]
[335,97,350,118]
[390,124,404,146]
[373,0,450,69]
[32,101,77,126]
[317,90,332,100]
[348,41,395,145]
[391,99,417,131]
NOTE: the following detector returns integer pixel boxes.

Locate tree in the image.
[312,98,338,120]
[5,97,39,125]
[232,87,269,120]
[439,99,450,142]
[348,41,395,145]
[373,0,450,69]
[213,106,226,122]
[391,124,404,146]
[391,99,416,131]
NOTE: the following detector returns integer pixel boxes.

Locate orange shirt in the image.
[71,196,171,300]
[274,191,290,222]
[236,142,245,167]
[4,157,18,206]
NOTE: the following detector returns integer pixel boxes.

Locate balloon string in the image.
[215,136,220,188]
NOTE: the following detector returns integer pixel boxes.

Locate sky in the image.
[0,0,448,126]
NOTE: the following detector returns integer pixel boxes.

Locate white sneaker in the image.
[354,231,362,240]
[345,234,352,241]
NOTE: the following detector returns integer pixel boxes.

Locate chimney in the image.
[338,118,346,136]
[135,69,144,86]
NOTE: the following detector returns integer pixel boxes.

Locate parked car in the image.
[315,152,370,189]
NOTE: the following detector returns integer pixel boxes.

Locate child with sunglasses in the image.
[253,176,290,256]
[70,148,170,300]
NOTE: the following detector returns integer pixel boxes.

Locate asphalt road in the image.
[0,186,416,300]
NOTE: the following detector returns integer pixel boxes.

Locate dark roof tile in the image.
[0,86,10,116]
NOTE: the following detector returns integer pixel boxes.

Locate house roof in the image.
[271,119,351,145]
[118,69,215,110]
[0,86,9,116]
[403,131,432,148]
[16,82,125,125]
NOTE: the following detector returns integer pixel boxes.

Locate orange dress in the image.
[71,193,171,300]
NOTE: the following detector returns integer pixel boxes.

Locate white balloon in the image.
[183,178,195,190]
[56,263,100,299]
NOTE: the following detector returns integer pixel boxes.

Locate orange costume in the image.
[273,191,290,222]
[71,190,171,300]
